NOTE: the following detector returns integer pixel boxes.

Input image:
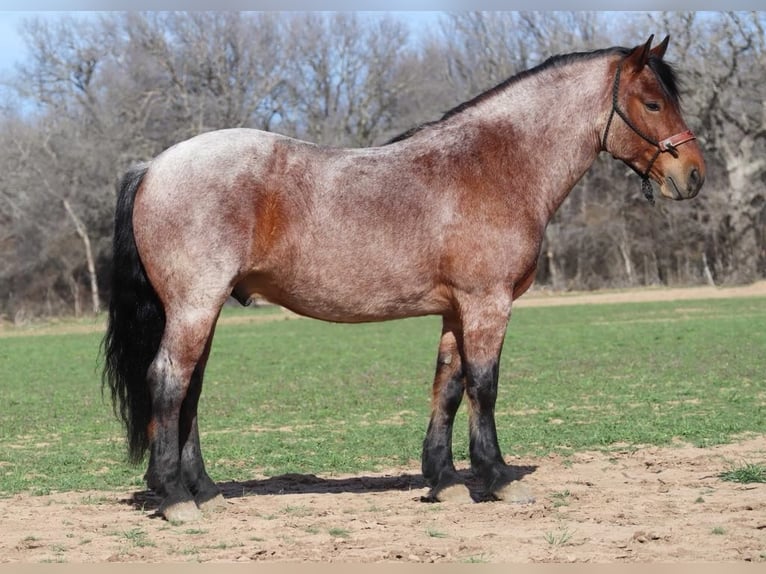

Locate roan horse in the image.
[103,36,705,522]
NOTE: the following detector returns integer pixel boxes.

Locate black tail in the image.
[102,162,164,464]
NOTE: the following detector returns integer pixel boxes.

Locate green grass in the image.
[122,527,155,548]
[544,526,575,547]
[1,297,765,497]
[549,490,571,508]
[719,462,766,484]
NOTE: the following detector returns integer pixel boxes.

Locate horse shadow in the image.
[124,465,538,513]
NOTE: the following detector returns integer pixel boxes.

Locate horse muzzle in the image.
[657,165,705,201]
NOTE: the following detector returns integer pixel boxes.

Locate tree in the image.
[648,11,766,283]
[6,14,120,315]
[280,12,417,146]
[120,12,293,145]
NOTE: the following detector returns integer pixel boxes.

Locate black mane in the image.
[386,45,681,145]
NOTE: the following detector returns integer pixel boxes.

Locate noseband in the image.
[601,61,696,205]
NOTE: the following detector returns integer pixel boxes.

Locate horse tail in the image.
[101,162,164,465]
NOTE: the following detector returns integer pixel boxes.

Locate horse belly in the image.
[234,258,449,323]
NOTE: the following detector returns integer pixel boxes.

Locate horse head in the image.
[603,35,705,203]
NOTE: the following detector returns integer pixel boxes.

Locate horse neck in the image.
[453,54,615,218]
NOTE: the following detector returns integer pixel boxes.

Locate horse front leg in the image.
[459,293,519,500]
[421,317,470,502]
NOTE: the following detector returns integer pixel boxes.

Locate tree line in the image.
[0,11,764,320]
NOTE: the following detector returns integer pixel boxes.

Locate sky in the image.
[0,12,33,75]
[0,11,444,77]
[0,8,761,79]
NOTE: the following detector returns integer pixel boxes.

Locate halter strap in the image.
[659,130,695,153]
[601,61,697,205]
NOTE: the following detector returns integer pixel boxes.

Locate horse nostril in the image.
[688,167,703,192]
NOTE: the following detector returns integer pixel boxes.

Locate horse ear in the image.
[626,34,654,73]
[650,35,670,59]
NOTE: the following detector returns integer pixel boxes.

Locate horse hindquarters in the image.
[105,161,233,522]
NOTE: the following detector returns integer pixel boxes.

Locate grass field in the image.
[1,296,764,498]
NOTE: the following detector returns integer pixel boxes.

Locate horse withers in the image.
[103,36,704,522]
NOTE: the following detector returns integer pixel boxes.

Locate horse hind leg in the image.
[421,317,471,503]
[179,324,227,513]
[145,307,221,523]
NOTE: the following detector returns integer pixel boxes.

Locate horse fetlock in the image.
[421,438,454,488]
[470,458,507,489]
[190,475,224,510]
[143,468,162,493]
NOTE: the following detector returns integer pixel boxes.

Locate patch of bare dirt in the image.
[1,437,764,563]
[514,280,766,308]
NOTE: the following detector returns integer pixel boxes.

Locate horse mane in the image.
[386,46,681,145]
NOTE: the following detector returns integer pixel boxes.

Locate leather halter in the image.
[601,61,696,205]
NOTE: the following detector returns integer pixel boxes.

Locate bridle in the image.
[601,60,696,205]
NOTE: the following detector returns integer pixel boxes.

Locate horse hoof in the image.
[492,481,536,505]
[437,483,472,502]
[162,500,203,523]
[421,482,472,503]
[198,493,227,513]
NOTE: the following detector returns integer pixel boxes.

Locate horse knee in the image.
[465,361,499,411]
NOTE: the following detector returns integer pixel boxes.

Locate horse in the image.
[103,35,705,522]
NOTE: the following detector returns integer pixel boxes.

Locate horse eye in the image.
[645,102,661,112]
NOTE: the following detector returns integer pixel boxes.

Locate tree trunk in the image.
[618,240,634,286]
[62,198,101,314]
[68,274,81,317]
[702,252,716,286]
[544,225,564,290]
[546,248,562,290]
[720,137,765,283]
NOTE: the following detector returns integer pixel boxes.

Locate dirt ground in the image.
[1,282,765,563]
